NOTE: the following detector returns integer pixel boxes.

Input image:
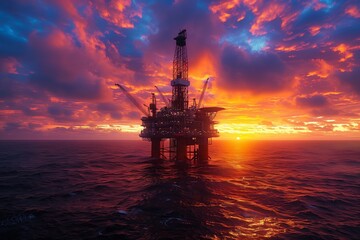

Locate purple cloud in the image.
[296,94,329,108]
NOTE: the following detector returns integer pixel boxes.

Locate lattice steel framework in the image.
[172,29,189,111]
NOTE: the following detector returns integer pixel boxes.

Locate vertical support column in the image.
[176,138,187,161]
[170,138,176,160]
[151,138,161,158]
[198,137,208,161]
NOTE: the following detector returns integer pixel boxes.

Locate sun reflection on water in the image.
[234,217,295,238]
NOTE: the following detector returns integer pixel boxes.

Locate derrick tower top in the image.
[171,29,189,111]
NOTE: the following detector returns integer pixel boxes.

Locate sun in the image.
[236,136,241,140]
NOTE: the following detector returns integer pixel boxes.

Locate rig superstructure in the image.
[116,29,224,161]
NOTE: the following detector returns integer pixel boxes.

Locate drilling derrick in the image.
[117,29,224,161]
[172,29,189,111]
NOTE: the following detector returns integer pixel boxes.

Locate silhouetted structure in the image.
[116,29,223,161]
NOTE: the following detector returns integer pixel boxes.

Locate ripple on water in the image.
[0,140,359,239]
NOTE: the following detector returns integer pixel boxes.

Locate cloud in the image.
[47,103,74,122]
[22,106,43,116]
[217,44,291,93]
[48,104,73,117]
[0,0,359,140]
[96,102,122,119]
[296,94,329,108]
[337,67,360,94]
[0,57,20,74]
[259,120,274,126]
[345,5,360,18]
[27,29,111,100]
[0,78,16,99]
[127,111,141,119]
[146,0,221,65]
[91,0,141,29]
[311,108,339,116]
[3,122,22,131]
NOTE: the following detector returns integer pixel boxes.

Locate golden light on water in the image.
[227,217,294,239]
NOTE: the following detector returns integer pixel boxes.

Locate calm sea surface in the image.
[0,140,359,239]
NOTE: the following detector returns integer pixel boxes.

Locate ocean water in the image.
[0,140,359,240]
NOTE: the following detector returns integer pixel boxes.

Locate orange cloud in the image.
[210,1,297,36]
[210,0,243,23]
[190,51,216,83]
[250,3,286,35]
[332,44,354,62]
[309,26,321,36]
[308,24,333,36]
[307,59,332,78]
[345,5,360,18]
[210,0,240,14]
[275,42,317,54]
[1,0,360,141]
[311,0,332,11]
[280,11,300,31]
[92,0,141,28]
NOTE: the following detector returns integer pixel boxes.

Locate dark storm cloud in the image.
[218,45,290,93]
[296,95,329,108]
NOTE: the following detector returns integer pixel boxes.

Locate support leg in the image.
[198,137,208,161]
[151,138,161,158]
[176,138,187,161]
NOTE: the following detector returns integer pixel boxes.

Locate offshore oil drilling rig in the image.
[116,29,224,161]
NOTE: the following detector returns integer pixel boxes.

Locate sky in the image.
[0,0,360,140]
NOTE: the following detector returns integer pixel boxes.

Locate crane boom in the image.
[198,78,209,108]
[155,86,170,107]
[115,84,149,116]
